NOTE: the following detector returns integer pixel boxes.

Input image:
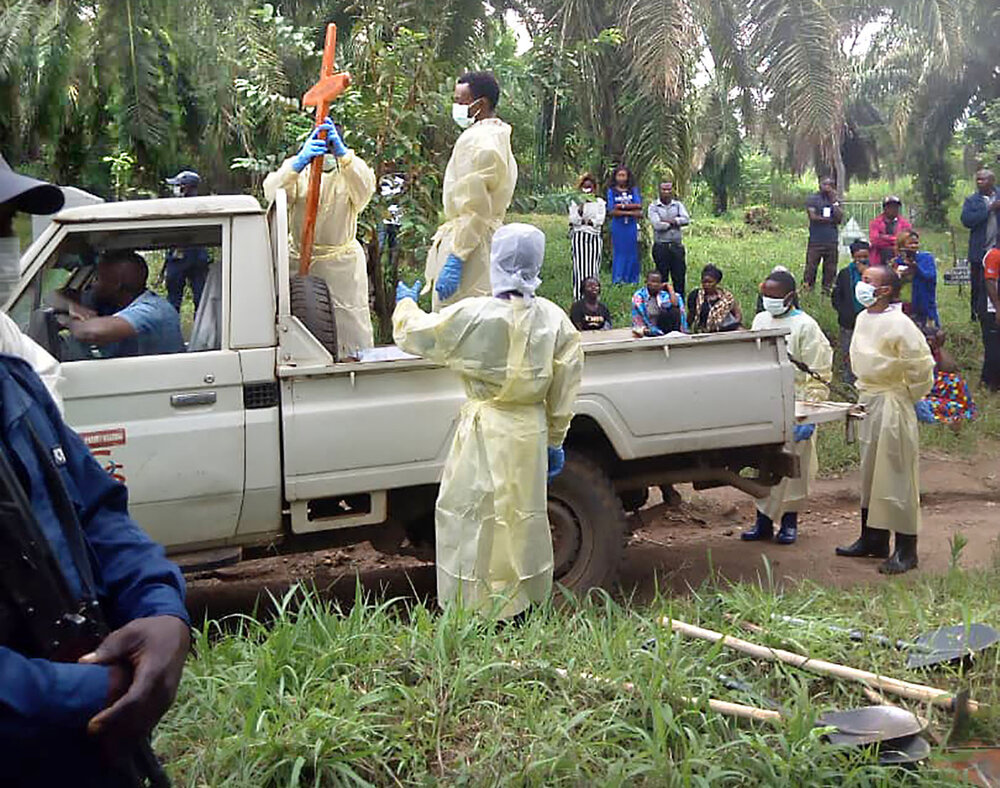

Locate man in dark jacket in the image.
[0,355,190,785]
[960,169,999,321]
[831,239,870,384]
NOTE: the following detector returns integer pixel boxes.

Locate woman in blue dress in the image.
[607,166,642,284]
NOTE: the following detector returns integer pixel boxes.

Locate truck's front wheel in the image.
[547,451,626,595]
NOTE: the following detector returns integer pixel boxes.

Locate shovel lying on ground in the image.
[773,615,1000,669]
[665,618,979,716]
[715,671,932,765]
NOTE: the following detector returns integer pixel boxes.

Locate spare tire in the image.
[290,274,338,358]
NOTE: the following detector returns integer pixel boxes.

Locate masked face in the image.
[762,295,791,316]
[171,185,182,197]
[451,102,475,129]
[855,280,878,307]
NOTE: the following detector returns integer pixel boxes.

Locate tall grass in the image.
[514,208,999,473]
[160,562,1000,785]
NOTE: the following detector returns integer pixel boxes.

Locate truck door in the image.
[6,218,246,551]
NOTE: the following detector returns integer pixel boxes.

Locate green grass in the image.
[160,562,1000,786]
[515,210,1000,474]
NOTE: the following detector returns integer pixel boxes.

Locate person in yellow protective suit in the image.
[394,224,583,617]
[263,117,376,359]
[836,265,934,574]
[425,71,518,310]
[742,270,833,545]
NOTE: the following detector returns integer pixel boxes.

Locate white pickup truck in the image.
[6,192,812,593]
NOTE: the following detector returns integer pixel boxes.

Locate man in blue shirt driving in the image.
[57,250,184,358]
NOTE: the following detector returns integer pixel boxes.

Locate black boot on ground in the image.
[741,511,773,541]
[835,509,890,558]
[879,533,918,575]
[776,512,798,545]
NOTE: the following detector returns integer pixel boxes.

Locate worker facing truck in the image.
[394,224,583,618]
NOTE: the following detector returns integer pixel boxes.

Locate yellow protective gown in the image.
[263,152,376,358]
[751,309,833,520]
[850,305,935,535]
[392,296,583,617]
[424,119,518,310]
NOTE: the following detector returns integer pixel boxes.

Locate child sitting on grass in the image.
[915,328,976,431]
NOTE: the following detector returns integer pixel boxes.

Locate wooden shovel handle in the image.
[665,618,979,713]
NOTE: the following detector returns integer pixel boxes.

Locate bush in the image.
[744,204,777,231]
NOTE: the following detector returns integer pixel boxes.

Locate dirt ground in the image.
[185,451,1000,621]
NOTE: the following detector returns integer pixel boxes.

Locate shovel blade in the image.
[906,624,1000,668]
[818,705,927,743]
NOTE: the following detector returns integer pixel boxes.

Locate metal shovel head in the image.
[905,623,1000,669]
[818,706,927,744]
[877,734,932,766]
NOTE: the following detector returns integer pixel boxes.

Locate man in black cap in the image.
[0,154,67,405]
[163,170,211,311]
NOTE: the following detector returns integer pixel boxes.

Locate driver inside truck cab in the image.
[51,250,184,359]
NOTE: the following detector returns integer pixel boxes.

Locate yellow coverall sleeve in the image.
[897,318,936,403]
[797,318,833,402]
[262,157,301,205]
[338,152,376,213]
[392,298,476,366]
[545,312,584,447]
[449,145,507,262]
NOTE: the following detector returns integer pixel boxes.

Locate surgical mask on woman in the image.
[452,102,475,129]
[761,296,790,316]
[855,281,879,307]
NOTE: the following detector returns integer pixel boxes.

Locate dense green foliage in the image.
[160,559,1000,784]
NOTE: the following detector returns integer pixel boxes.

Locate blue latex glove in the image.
[435,253,464,300]
[396,279,422,304]
[793,423,816,442]
[547,446,566,482]
[915,400,935,424]
[291,119,335,173]
[327,122,348,158]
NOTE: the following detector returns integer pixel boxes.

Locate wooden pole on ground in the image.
[665,618,978,713]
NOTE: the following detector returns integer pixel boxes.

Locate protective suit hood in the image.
[490,223,544,299]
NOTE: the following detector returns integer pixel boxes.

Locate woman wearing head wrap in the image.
[393,224,584,618]
[686,264,742,333]
[569,173,606,300]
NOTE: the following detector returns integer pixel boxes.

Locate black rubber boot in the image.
[776,512,798,545]
[879,534,919,575]
[835,509,890,558]
[741,511,773,541]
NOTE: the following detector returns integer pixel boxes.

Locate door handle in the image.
[170,392,217,408]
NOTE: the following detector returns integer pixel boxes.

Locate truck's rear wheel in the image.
[547,451,626,594]
[290,274,338,358]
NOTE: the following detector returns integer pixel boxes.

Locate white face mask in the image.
[855,281,879,307]
[451,102,475,129]
[761,296,790,316]
[171,185,182,197]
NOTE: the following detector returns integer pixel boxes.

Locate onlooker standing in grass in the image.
[743,270,831,545]
[631,270,685,336]
[836,265,934,575]
[570,276,613,331]
[960,169,999,322]
[686,264,742,333]
[803,176,843,293]
[607,166,642,285]
[891,229,939,329]
[568,173,606,300]
[831,239,870,384]
[647,180,690,296]
[981,247,1000,391]
[869,195,911,267]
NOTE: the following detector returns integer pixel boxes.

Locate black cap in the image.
[0,155,65,214]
